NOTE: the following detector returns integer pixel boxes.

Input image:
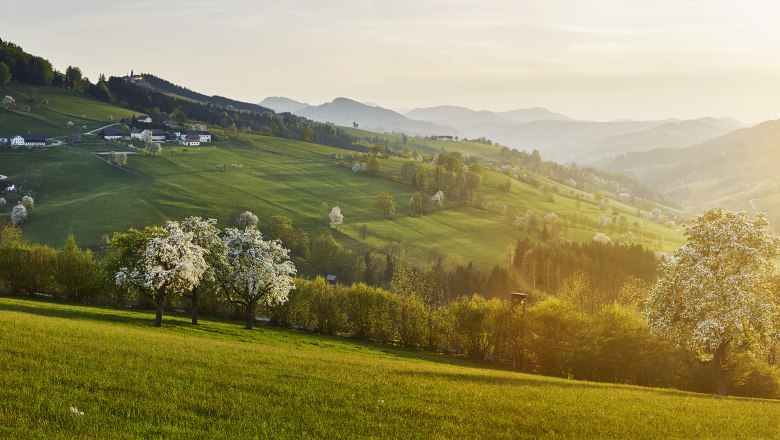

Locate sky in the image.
[2,0,780,123]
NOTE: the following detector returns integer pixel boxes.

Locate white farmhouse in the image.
[10,135,25,147]
[180,134,200,146]
[182,131,212,142]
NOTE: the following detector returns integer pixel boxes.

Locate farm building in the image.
[11,135,47,147]
[101,129,123,140]
[180,134,200,146]
[181,131,212,142]
[132,129,167,142]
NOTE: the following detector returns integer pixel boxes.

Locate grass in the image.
[1,296,780,439]
[0,85,137,136]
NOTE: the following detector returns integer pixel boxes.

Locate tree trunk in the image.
[245,301,257,330]
[191,291,199,325]
[713,341,728,396]
[154,294,164,327]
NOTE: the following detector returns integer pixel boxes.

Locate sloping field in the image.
[1,297,778,439]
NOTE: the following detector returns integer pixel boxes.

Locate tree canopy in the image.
[646,208,780,395]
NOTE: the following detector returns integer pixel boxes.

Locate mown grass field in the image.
[0,86,683,268]
[1,297,779,439]
[0,85,137,137]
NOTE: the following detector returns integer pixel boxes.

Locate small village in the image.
[0,113,212,148]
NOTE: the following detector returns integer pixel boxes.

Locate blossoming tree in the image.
[10,204,27,225]
[645,208,780,395]
[329,206,343,228]
[114,221,208,327]
[180,216,226,325]
[218,227,296,329]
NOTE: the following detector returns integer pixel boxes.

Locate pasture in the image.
[1,297,778,439]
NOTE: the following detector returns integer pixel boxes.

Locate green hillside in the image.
[0,85,136,136]
[0,86,682,273]
[2,297,779,439]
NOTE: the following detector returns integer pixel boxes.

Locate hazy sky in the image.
[3,0,780,122]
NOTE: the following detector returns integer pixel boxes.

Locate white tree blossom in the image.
[237,210,258,229]
[147,142,162,156]
[142,223,207,295]
[645,208,780,395]
[180,216,226,324]
[352,162,366,172]
[3,95,15,109]
[329,206,343,228]
[0,198,5,206]
[115,221,207,326]
[598,213,612,226]
[21,195,34,209]
[110,151,128,167]
[431,191,445,206]
[592,232,611,244]
[218,227,296,329]
[10,204,27,225]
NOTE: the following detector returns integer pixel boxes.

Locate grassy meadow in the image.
[1,296,779,439]
[0,85,137,136]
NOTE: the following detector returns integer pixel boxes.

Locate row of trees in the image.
[0,218,296,329]
[512,238,657,297]
[109,218,296,328]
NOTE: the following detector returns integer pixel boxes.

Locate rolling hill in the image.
[593,119,780,223]
[586,117,744,160]
[0,34,684,276]
[0,85,683,274]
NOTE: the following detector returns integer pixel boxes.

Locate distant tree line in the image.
[139,74,276,114]
[101,77,355,149]
[0,39,55,86]
[512,239,657,295]
[498,147,674,206]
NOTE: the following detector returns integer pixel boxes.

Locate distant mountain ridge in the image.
[586,117,744,160]
[291,97,459,136]
[405,105,574,125]
[593,119,780,222]
[261,95,743,162]
[259,96,310,114]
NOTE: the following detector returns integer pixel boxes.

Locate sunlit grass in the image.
[1,297,779,439]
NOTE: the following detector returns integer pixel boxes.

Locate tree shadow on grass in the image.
[0,297,175,328]
[396,370,779,403]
